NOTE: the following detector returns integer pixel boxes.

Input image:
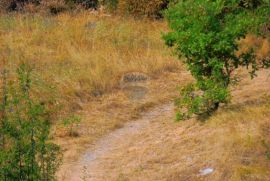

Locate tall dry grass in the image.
[117,0,168,18]
[0,12,180,113]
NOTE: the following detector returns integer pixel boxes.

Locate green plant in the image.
[0,63,62,180]
[164,0,270,120]
[62,114,81,137]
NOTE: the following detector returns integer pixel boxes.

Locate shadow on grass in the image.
[197,97,270,122]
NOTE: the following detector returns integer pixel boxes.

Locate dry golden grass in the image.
[238,34,270,61]
[58,69,270,181]
[1,11,269,181]
[0,12,184,170]
[0,12,180,113]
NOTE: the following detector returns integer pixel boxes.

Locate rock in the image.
[120,72,150,101]
[126,86,148,101]
[121,72,149,83]
[199,167,214,176]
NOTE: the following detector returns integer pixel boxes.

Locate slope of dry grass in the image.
[1,11,269,181]
[0,12,180,114]
[0,12,187,169]
[58,69,270,181]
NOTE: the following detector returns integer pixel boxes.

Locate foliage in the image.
[117,0,169,18]
[0,0,170,17]
[164,0,270,120]
[62,114,81,137]
[65,0,98,9]
[0,0,98,12]
[0,63,62,180]
[0,0,40,11]
[101,0,118,12]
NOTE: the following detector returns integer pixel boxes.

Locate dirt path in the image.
[58,69,270,181]
[59,104,174,181]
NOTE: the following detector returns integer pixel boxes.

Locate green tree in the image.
[0,63,62,180]
[163,0,270,120]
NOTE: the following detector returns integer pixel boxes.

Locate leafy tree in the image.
[163,0,270,120]
[0,63,62,180]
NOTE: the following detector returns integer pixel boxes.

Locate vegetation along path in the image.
[58,69,270,181]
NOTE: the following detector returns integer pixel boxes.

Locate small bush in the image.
[0,0,98,13]
[0,0,40,11]
[46,0,69,15]
[101,0,118,12]
[0,63,62,180]
[65,0,98,9]
[62,114,81,137]
[117,0,169,18]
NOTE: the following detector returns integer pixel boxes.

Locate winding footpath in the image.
[59,104,174,181]
[58,69,270,181]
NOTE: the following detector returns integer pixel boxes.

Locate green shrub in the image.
[0,63,62,180]
[62,114,81,137]
[164,0,270,120]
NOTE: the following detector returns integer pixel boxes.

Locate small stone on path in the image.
[199,167,214,176]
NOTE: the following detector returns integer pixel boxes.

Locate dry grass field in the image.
[0,11,180,113]
[0,11,270,181]
[57,68,270,181]
[0,11,184,173]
